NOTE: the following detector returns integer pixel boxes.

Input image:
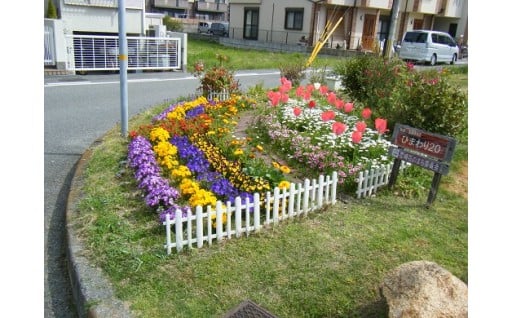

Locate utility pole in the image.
[118,0,128,137]
[383,0,401,59]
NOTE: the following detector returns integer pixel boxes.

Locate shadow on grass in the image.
[353,296,389,318]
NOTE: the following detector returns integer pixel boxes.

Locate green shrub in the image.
[46,0,58,19]
[279,62,306,86]
[333,56,468,138]
[163,15,184,32]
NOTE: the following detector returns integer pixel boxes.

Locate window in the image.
[285,8,304,30]
[403,31,427,43]
[244,8,259,40]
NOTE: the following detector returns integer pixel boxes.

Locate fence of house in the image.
[44,24,56,66]
[67,35,182,72]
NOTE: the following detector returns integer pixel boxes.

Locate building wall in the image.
[230,0,314,44]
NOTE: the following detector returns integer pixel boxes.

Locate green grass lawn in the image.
[71,39,468,317]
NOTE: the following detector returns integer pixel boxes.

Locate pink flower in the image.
[343,102,354,113]
[293,107,302,116]
[267,91,281,106]
[306,84,315,93]
[320,85,329,95]
[327,92,337,105]
[303,90,312,101]
[332,122,346,135]
[375,118,388,134]
[280,93,289,103]
[351,131,363,144]
[295,86,305,98]
[362,107,372,120]
[280,77,292,93]
[308,100,316,108]
[335,99,345,110]
[355,121,367,132]
[321,110,336,121]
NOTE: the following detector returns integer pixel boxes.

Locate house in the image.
[150,0,229,21]
[44,0,191,73]
[228,0,467,52]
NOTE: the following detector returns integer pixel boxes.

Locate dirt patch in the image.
[444,161,468,199]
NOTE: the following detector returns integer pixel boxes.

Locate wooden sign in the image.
[387,124,457,207]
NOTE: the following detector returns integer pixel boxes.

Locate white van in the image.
[198,21,212,34]
[398,30,459,66]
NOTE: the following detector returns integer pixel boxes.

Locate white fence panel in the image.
[164,172,338,254]
[67,35,182,72]
[44,24,56,66]
[356,161,410,198]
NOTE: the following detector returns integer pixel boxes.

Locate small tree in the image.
[46,0,58,19]
[163,15,184,32]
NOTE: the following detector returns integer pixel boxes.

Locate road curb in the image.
[66,141,133,318]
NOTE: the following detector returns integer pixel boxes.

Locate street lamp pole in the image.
[118,0,128,137]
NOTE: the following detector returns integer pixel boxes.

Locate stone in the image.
[380,260,467,318]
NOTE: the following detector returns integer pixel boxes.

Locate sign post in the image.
[387,124,457,207]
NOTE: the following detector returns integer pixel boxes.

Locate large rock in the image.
[380,261,467,318]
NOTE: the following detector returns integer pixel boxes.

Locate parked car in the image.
[209,22,229,37]
[398,30,459,66]
[197,21,212,34]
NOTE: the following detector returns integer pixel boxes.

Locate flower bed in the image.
[127,78,393,224]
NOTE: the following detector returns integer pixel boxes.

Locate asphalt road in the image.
[43,69,282,317]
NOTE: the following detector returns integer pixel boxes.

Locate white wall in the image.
[61,5,145,35]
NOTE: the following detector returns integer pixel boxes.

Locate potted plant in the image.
[193,54,240,100]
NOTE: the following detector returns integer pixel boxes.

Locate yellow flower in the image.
[234,149,244,156]
[272,161,280,169]
[149,127,170,143]
[279,165,291,174]
[278,180,291,190]
[255,145,264,152]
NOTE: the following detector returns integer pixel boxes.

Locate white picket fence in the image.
[356,161,410,198]
[163,172,338,254]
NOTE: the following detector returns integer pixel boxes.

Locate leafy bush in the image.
[279,62,306,86]
[193,54,240,96]
[46,0,58,19]
[163,15,184,32]
[333,56,468,137]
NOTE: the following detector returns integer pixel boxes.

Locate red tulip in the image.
[320,85,329,95]
[343,102,354,113]
[295,86,305,98]
[362,107,372,119]
[351,131,363,144]
[308,100,316,108]
[332,122,346,135]
[327,92,337,105]
[293,107,302,116]
[267,91,281,106]
[375,118,388,134]
[280,93,289,103]
[355,121,367,132]
[303,90,312,101]
[335,99,345,110]
[280,77,292,93]
[321,110,336,121]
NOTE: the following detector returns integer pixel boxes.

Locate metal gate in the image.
[45,24,56,66]
[67,35,182,72]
